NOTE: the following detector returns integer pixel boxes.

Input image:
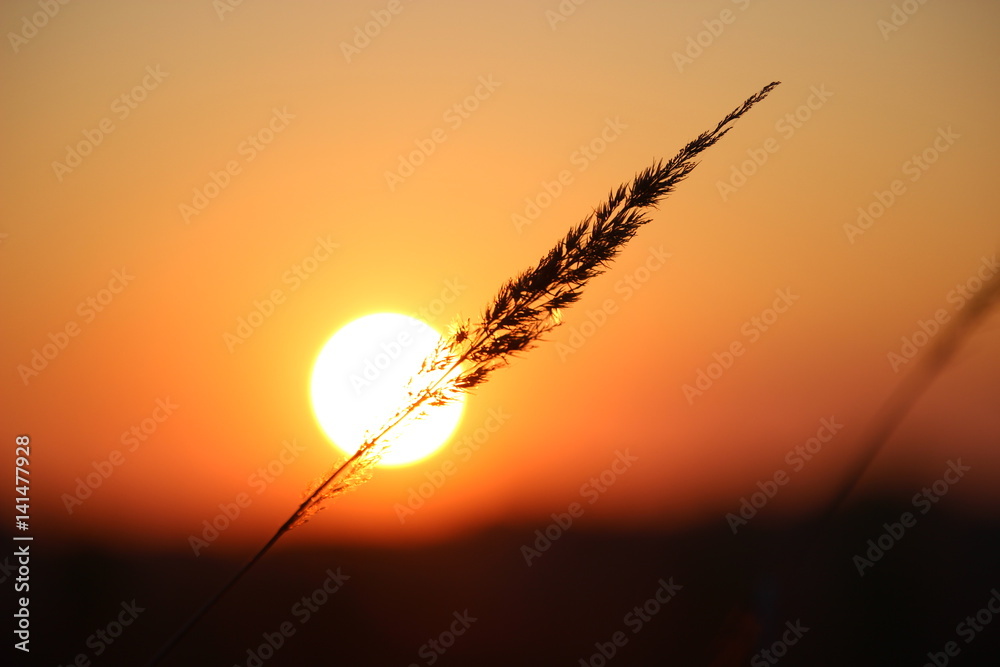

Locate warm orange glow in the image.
[4,1,998,551]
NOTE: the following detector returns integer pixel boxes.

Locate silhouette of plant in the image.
[147,81,781,665]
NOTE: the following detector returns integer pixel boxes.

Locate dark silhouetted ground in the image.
[14,500,1000,666]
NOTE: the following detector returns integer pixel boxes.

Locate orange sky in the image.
[3,0,999,552]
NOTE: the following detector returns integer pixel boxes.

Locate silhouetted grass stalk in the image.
[819,265,1000,522]
[704,262,1000,665]
[146,81,780,665]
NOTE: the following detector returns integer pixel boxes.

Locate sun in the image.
[309,313,465,467]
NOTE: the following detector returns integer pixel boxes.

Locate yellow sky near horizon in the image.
[2,0,999,550]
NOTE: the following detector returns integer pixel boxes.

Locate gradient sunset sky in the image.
[3,0,999,554]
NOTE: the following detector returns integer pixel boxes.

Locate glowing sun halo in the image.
[310,313,465,467]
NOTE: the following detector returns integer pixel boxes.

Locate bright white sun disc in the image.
[310,313,464,466]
